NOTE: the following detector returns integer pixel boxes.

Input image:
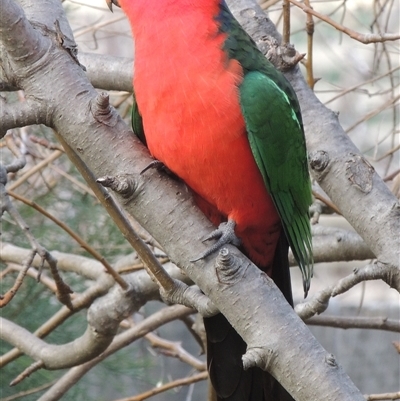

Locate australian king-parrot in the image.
[106,0,313,399]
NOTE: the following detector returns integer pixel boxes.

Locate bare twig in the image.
[113,371,208,401]
[0,380,57,401]
[282,0,290,45]
[145,331,206,371]
[7,150,63,191]
[364,391,400,400]
[296,261,400,320]
[288,0,400,44]
[312,190,341,215]
[306,315,400,333]
[304,0,316,89]
[10,361,45,387]
[0,251,35,307]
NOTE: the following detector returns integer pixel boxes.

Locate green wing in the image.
[131,88,146,145]
[239,71,313,294]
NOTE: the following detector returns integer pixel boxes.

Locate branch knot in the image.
[215,248,247,284]
[242,346,275,371]
[90,92,118,127]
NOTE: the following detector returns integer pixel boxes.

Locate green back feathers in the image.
[217,2,313,293]
[240,72,313,294]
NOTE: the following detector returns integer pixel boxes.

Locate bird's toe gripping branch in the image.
[191,219,241,262]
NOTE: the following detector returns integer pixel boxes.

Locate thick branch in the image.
[79,53,133,91]
[0,317,115,370]
[0,98,48,137]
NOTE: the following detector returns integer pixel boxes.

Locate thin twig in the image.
[364,391,400,400]
[312,190,341,215]
[304,0,316,89]
[0,251,35,307]
[145,331,206,371]
[7,150,63,191]
[288,0,400,44]
[282,0,291,45]
[306,315,400,333]
[0,380,57,401]
[113,371,208,401]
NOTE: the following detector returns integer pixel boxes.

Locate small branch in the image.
[333,261,400,295]
[0,278,112,368]
[304,0,316,89]
[295,286,332,320]
[145,331,206,371]
[301,225,375,265]
[288,0,400,44]
[0,380,57,401]
[364,391,400,401]
[345,95,400,134]
[7,150,63,191]
[1,158,73,308]
[180,315,206,351]
[0,98,48,137]
[0,251,34,307]
[312,189,341,215]
[113,372,208,401]
[282,0,290,45]
[296,261,400,320]
[306,315,400,333]
[10,361,45,386]
[37,305,194,401]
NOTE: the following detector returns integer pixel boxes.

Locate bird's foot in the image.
[191,219,241,262]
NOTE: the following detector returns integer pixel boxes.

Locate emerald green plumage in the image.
[218,1,313,294]
[240,72,313,294]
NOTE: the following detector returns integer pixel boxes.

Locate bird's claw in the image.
[106,0,120,12]
[140,160,166,175]
[191,219,241,262]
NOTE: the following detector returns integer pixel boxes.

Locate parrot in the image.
[106,0,313,400]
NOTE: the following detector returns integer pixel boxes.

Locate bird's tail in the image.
[204,233,295,401]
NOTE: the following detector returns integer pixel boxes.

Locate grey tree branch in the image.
[306,315,400,333]
[37,305,194,401]
[0,98,48,137]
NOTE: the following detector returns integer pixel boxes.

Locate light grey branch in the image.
[0,98,49,137]
[0,317,115,370]
[306,315,400,333]
[79,53,133,91]
[304,225,375,265]
[37,305,194,401]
